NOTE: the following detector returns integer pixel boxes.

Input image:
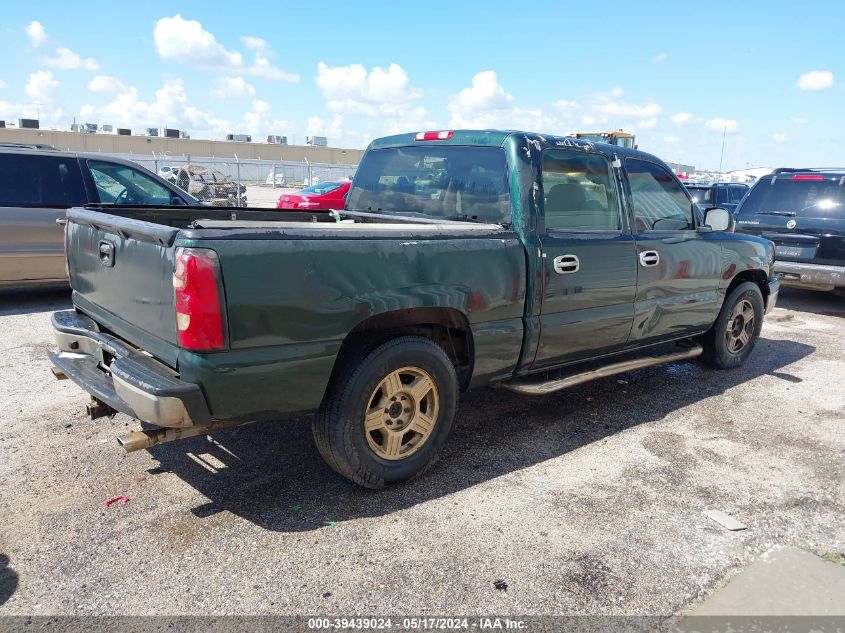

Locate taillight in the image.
[792,174,824,181]
[173,247,226,351]
[414,130,453,141]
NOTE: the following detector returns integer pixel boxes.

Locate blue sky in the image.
[0,0,841,170]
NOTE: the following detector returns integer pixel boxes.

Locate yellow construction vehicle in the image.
[569,130,636,149]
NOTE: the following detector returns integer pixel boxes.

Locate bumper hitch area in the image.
[86,397,117,420]
[49,309,212,430]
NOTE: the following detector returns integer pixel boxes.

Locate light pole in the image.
[718,125,727,173]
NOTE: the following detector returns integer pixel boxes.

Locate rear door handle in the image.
[553,254,580,274]
[639,250,659,267]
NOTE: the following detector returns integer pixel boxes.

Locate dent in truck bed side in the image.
[175,231,527,419]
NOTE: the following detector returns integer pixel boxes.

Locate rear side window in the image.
[729,186,748,203]
[347,146,510,223]
[0,153,86,207]
[541,150,621,231]
[738,177,845,217]
[626,159,694,231]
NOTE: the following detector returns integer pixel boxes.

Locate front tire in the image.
[701,281,764,369]
[313,336,458,489]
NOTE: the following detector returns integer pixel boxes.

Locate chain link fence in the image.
[113,153,357,207]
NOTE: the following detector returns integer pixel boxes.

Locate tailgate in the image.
[66,208,181,366]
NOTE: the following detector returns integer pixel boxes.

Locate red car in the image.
[276,180,351,210]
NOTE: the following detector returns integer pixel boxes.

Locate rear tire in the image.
[701,281,764,369]
[313,336,458,489]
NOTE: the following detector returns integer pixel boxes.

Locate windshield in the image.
[738,177,845,217]
[347,146,510,223]
[300,182,343,195]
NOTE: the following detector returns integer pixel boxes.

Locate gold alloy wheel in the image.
[364,366,440,461]
[726,298,755,353]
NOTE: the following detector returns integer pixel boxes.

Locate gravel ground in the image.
[0,287,842,616]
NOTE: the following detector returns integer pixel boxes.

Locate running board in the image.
[500,343,703,396]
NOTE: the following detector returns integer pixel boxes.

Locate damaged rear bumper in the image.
[49,310,211,428]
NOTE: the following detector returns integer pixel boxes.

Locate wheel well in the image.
[330,308,474,391]
[727,269,769,299]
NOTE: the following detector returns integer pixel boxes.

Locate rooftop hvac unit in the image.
[0,121,5,128]
[306,136,328,147]
[226,133,252,142]
[267,135,288,145]
[18,118,40,129]
[117,128,131,136]
[146,128,160,137]
[163,128,179,139]
[98,124,114,134]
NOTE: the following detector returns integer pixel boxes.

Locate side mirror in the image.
[703,207,735,232]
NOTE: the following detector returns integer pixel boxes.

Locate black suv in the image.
[685,182,749,215]
[734,168,845,294]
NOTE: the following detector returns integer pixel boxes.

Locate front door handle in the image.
[639,250,660,267]
[553,254,580,274]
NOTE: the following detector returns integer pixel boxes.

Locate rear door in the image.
[624,158,722,343]
[0,152,87,283]
[735,173,845,266]
[532,148,637,368]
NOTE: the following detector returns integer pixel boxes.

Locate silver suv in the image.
[0,144,197,288]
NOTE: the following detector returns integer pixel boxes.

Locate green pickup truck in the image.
[50,129,779,489]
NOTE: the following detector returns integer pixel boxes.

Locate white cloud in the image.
[154,15,243,68]
[592,88,661,118]
[652,52,667,63]
[83,79,188,129]
[773,132,787,143]
[26,21,47,47]
[240,36,269,52]
[25,71,59,102]
[451,70,513,113]
[705,117,739,133]
[636,118,657,129]
[671,112,693,124]
[43,46,99,71]
[791,116,807,124]
[554,99,578,111]
[210,76,255,100]
[153,16,298,82]
[448,71,554,131]
[317,62,420,109]
[797,70,833,91]
[88,76,124,93]
[248,55,299,82]
[665,135,680,144]
[0,80,6,89]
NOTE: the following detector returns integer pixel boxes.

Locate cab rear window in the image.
[738,177,845,217]
[347,146,510,223]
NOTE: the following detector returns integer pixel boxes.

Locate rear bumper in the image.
[773,261,845,291]
[49,310,211,428]
[765,278,780,314]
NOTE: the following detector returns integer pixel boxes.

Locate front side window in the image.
[541,150,621,231]
[0,153,86,207]
[627,159,694,231]
[347,145,510,223]
[687,186,711,207]
[88,161,174,205]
